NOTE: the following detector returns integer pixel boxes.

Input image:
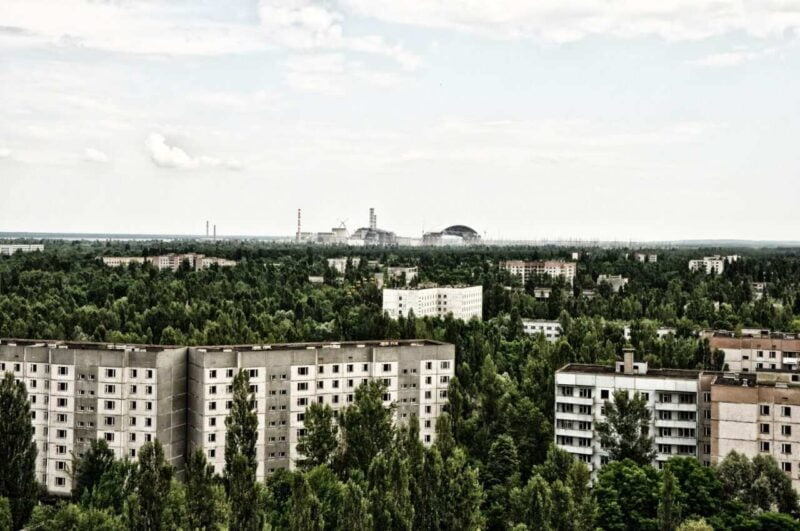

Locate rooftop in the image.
[557,362,704,379]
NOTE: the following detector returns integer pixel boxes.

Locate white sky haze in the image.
[1,1,799,240]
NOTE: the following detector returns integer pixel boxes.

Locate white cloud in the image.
[0,147,11,159]
[83,147,109,163]
[339,0,800,43]
[145,133,241,170]
[688,46,782,67]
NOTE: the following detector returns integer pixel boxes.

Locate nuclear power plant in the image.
[293,207,481,247]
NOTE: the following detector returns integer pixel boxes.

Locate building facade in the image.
[710,332,800,373]
[102,254,236,271]
[327,257,361,274]
[501,260,577,285]
[0,244,44,255]
[188,340,454,480]
[597,274,629,293]
[554,352,712,476]
[522,319,562,342]
[711,371,800,491]
[689,255,740,275]
[1,338,454,494]
[382,285,482,321]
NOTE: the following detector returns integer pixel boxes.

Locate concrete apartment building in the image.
[102,254,236,271]
[382,285,482,321]
[597,274,629,293]
[327,257,361,274]
[501,260,577,286]
[523,319,562,342]
[554,351,713,475]
[711,371,800,491]
[387,266,418,285]
[689,255,740,275]
[634,253,658,263]
[0,244,44,255]
[1,338,454,494]
[709,331,800,372]
[0,339,187,496]
[188,340,454,480]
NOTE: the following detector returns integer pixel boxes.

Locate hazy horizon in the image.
[2,1,800,240]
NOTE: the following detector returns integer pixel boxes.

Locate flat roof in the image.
[0,338,448,353]
[557,363,703,379]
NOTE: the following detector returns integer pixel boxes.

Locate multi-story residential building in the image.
[187,340,454,479]
[711,371,800,491]
[622,325,676,342]
[709,332,800,372]
[554,350,713,476]
[633,252,658,263]
[523,319,562,342]
[533,287,552,300]
[0,244,44,255]
[382,285,482,321]
[689,255,740,275]
[597,274,628,293]
[387,266,418,285]
[501,260,577,286]
[101,256,146,267]
[102,254,236,271]
[0,339,187,495]
[327,257,361,274]
[1,338,454,494]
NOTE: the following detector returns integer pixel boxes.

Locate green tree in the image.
[26,503,125,531]
[367,451,413,531]
[129,440,173,531]
[296,403,338,469]
[676,518,712,531]
[337,380,395,473]
[289,473,323,531]
[595,459,660,531]
[72,438,116,500]
[0,372,38,529]
[441,447,484,531]
[224,370,261,530]
[512,474,553,530]
[658,466,681,531]
[185,449,228,530]
[0,497,11,531]
[596,389,655,465]
[339,476,372,531]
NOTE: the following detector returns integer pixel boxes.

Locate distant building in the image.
[534,287,552,300]
[581,289,596,299]
[102,256,146,267]
[634,252,657,263]
[349,208,397,246]
[102,254,236,272]
[422,225,481,246]
[387,266,418,285]
[327,257,361,274]
[711,371,800,492]
[622,325,676,341]
[523,319,562,342]
[689,255,740,275]
[555,350,713,476]
[501,260,577,285]
[0,244,44,255]
[597,274,629,293]
[571,252,581,260]
[308,276,325,284]
[709,332,800,372]
[382,285,482,321]
[752,282,767,301]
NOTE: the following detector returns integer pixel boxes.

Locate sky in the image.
[1,0,800,241]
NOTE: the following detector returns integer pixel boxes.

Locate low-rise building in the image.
[327,257,361,274]
[634,253,658,263]
[689,255,740,275]
[534,287,552,300]
[387,266,418,285]
[382,285,482,321]
[523,319,562,342]
[554,350,712,475]
[597,274,629,293]
[501,260,577,285]
[102,256,146,267]
[0,244,44,255]
[711,371,800,491]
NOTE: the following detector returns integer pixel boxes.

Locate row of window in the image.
[759,404,794,417]
[0,364,156,380]
[760,423,793,436]
[208,361,452,381]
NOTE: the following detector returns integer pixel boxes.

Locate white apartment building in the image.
[634,253,658,263]
[187,340,454,480]
[597,274,629,293]
[709,333,800,372]
[622,325,676,341]
[523,319,562,342]
[501,260,577,286]
[2,338,455,493]
[0,244,44,255]
[327,257,361,274]
[382,285,482,321]
[554,351,713,476]
[102,256,146,267]
[0,339,186,495]
[711,371,800,491]
[387,266,418,285]
[689,255,740,275]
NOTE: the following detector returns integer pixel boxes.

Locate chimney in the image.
[369,207,376,230]
[205,220,209,238]
[213,224,216,242]
[296,209,302,242]
[623,347,635,375]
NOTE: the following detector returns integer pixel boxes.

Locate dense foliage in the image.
[4,241,800,529]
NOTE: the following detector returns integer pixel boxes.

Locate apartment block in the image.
[387,266,418,285]
[501,260,577,285]
[102,254,236,271]
[689,255,740,275]
[597,274,628,293]
[634,253,658,263]
[382,285,482,321]
[1,338,454,494]
[554,351,713,476]
[187,340,454,480]
[0,244,44,255]
[327,257,361,274]
[101,256,146,267]
[523,319,562,342]
[0,339,187,495]
[709,332,800,372]
[711,371,800,491]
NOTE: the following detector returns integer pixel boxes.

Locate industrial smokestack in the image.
[296,209,302,242]
[213,224,216,242]
[369,207,376,230]
[205,220,209,238]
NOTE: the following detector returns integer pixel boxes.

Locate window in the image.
[297,398,308,406]
[347,364,354,373]
[56,429,67,439]
[298,367,309,376]
[130,369,138,378]
[58,366,68,376]
[209,449,216,458]
[104,384,116,394]
[130,401,137,410]
[248,369,258,378]
[333,365,340,373]
[145,386,153,395]
[425,362,433,370]
[249,385,258,393]
[601,389,609,399]
[783,425,792,436]
[104,417,114,426]
[130,384,138,394]
[317,366,324,374]
[104,432,114,442]
[209,369,217,378]
[441,361,450,369]
[783,462,793,473]
[382,363,391,372]
[761,424,771,434]
[146,370,153,379]
[209,402,217,411]
[56,461,66,471]
[659,393,672,403]
[760,405,771,416]
[783,443,792,454]
[57,398,68,408]
[57,382,68,392]
[783,406,792,417]
[105,369,116,378]
[226,369,234,378]
[208,433,216,443]
[55,477,66,487]
[104,401,115,410]
[297,382,308,391]
[317,381,324,389]
[578,388,592,398]
[209,385,217,395]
